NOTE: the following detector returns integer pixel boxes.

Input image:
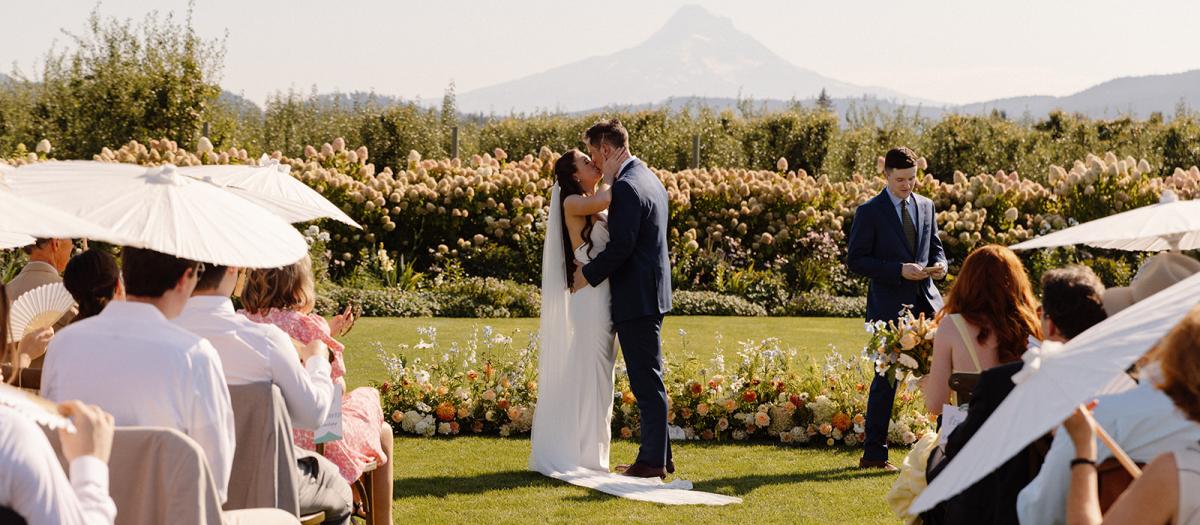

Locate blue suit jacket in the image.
[582,159,673,324]
[847,189,946,322]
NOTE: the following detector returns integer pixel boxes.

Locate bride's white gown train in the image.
[529,186,740,506]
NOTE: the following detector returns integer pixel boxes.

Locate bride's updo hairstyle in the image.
[554,149,594,288]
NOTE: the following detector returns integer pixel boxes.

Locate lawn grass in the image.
[340,316,905,524]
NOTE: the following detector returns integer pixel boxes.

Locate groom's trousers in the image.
[614,313,672,468]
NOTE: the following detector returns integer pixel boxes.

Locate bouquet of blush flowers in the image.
[865,306,937,387]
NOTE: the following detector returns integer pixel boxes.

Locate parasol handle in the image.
[1080,404,1142,479]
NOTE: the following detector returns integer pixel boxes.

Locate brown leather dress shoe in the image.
[622,462,668,479]
[617,460,675,474]
[858,458,900,472]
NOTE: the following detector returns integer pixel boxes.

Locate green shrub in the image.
[430,276,541,318]
[780,293,867,318]
[722,267,790,315]
[670,291,767,316]
[316,285,436,317]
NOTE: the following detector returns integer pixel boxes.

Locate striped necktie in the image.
[901,200,917,254]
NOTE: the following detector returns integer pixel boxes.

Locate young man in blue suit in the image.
[847,147,947,470]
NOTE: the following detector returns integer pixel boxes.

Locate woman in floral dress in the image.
[240,255,393,522]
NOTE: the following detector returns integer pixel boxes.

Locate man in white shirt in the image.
[0,400,117,525]
[174,264,351,524]
[41,247,237,503]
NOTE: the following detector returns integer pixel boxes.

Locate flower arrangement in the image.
[375,326,934,447]
[865,306,937,387]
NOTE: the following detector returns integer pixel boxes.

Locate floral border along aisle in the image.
[375,326,933,447]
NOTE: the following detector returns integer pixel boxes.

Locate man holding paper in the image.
[847,147,947,470]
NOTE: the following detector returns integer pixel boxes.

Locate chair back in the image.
[224,382,301,516]
[949,372,980,406]
[1097,457,1146,513]
[45,426,225,525]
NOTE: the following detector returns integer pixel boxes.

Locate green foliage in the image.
[31,6,224,158]
[671,291,768,317]
[430,276,541,318]
[780,293,867,318]
[316,285,436,317]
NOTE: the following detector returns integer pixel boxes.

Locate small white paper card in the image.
[314,382,344,444]
[938,404,968,448]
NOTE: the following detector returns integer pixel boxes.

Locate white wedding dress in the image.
[528,185,741,506]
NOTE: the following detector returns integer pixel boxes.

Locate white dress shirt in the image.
[174,295,335,430]
[885,187,919,231]
[1017,377,1200,525]
[0,408,117,525]
[40,301,237,503]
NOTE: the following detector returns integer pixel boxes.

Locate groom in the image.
[571,119,675,479]
[847,146,946,471]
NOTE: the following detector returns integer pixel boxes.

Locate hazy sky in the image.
[1,0,1196,106]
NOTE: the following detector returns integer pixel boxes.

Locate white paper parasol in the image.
[1010,191,1200,252]
[4,161,307,268]
[0,186,122,246]
[178,155,361,228]
[0,232,36,250]
[910,271,1200,513]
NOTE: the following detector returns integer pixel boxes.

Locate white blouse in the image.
[0,408,116,525]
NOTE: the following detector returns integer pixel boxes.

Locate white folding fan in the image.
[0,382,75,432]
[8,282,74,343]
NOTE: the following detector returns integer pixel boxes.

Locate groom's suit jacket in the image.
[847,189,946,322]
[582,158,672,324]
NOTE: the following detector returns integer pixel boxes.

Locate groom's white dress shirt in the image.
[1016,377,1200,525]
[174,296,335,430]
[41,301,237,503]
[0,408,117,525]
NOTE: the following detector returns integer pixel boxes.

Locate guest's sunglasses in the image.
[193,262,207,280]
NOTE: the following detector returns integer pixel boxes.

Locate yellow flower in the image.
[899,331,919,350]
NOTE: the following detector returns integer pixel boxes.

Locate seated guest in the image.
[0,402,117,525]
[1018,254,1200,525]
[923,244,1042,414]
[1,280,117,525]
[62,249,124,323]
[40,247,236,503]
[5,238,73,306]
[925,265,1108,524]
[174,264,352,524]
[242,255,393,524]
[5,238,76,367]
[1,287,53,370]
[1062,303,1200,525]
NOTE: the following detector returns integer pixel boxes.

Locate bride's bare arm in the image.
[563,189,612,217]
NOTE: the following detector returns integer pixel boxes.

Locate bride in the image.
[528,149,740,506]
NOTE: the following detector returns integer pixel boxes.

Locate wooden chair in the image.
[226,382,326,524]
[1098,457,1146,512]
[0,364,41,391]
[949,372,980,406]
[316,443,379,525]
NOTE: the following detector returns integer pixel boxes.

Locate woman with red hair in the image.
[923,244,1042,415]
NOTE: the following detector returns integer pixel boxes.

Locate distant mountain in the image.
[576,95,948,123]
[956,70,1200,119]
[457,5,938,114]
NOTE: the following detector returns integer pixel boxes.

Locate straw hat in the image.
[1103,252,1200,315]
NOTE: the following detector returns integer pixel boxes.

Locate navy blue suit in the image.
[583,158,673,468]
[847,188,946,461]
